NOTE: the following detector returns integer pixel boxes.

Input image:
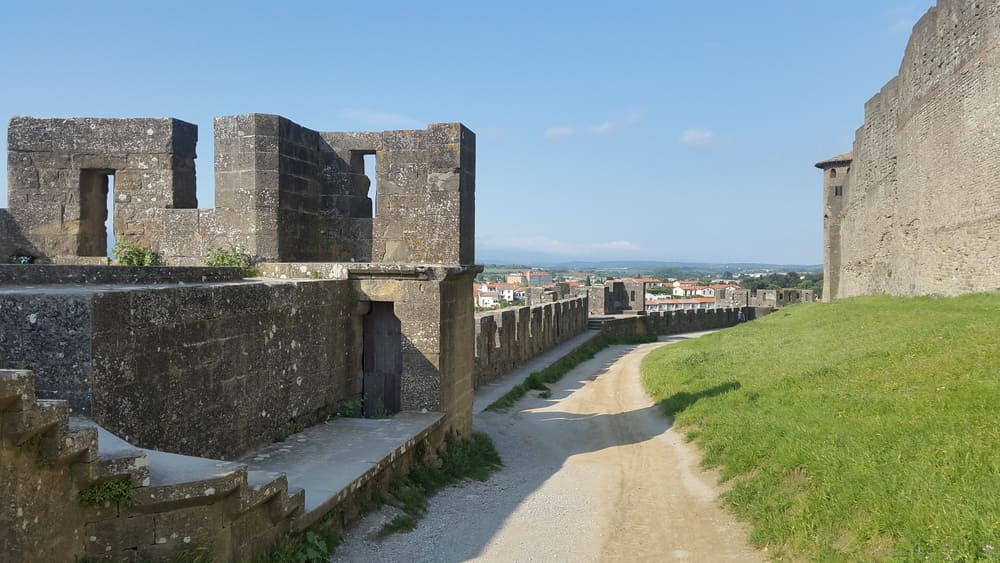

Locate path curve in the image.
[332,337,764,562]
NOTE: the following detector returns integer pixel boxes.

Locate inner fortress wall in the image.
[834,0,1000,297]
[4,115,475,267]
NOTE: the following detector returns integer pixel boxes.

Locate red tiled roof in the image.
[815,152,853,168]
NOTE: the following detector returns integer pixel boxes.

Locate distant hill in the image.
[476,257,822,274]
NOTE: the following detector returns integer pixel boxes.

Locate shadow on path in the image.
[334,338,746,562]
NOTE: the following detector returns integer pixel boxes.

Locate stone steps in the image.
[587,317,612,330]
[2,367,442,560]
[73,419,306,521]
[0,368,304,559]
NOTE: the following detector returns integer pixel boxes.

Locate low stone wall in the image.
[473,296,588,387]
[596,307,762,339]
[0,278,360,460]
[1,368,450,562]
[0,264,244,285]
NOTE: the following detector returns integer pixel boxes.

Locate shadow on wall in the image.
[0,210,40,261]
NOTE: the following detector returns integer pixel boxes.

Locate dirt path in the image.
[332,337,764,562]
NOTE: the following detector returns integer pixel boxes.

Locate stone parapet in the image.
[0,264,244,285]
[473,296,589,387]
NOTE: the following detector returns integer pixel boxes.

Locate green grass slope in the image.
[642,294,1000,562]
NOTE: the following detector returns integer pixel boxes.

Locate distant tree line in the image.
[740,272,823,293]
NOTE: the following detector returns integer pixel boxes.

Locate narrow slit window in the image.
[363,153,378,217]
[79,169,115,257]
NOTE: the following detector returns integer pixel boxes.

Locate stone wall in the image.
[473,296,589,387]
[322,123,476,265]
[0,279,360,459]
[828,0,1000,298]
[261,261,478,435]
[587,282,635,315]
[6,117,198,260]
[715,287,750,308]
[0,369,305,562]
[596,307,760,339]
[748,288,816,309]
[0,209,37,259]
[0,264,243,285]
[211,114,374,263]
[3,115,475,268]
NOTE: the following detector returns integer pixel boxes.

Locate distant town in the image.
[474,265,823,312]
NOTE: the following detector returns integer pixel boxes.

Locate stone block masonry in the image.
[473,296,589,387]
[6,117,198,261]
[4,115,475,268]
[0,278,360,460]
[0,112,481,561]
[260,261,479,435]
[820,0,1000,298]
[595,307,760,340]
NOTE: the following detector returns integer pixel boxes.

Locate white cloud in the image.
[338,108,421,128]
[544,127,577,140]
[679,128,721,153]
[593,240,640,250]
[545,111,643,139]
[590,122,615,135]
[590,111,643,135]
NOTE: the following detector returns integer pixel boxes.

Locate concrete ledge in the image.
[0,264,244,286]
[236,411,446,530]
[258,262,480,282]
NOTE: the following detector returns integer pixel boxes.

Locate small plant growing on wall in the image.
[337,398,364,418]
[79,478,135,507]
[112,240,159,266]
[205,244,260,277]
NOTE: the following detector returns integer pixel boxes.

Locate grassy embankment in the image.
[642,293,1000,562]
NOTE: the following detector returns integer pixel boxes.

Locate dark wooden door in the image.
[362,302,402,417]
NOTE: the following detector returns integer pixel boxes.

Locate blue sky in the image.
[0,0,935,264]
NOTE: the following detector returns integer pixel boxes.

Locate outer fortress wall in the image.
[473,296,588,387]
[834,0,1000,297]
[597,307,758,340]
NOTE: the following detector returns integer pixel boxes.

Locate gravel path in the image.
[332,337,763,563]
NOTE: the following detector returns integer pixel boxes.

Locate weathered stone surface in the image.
[474,296,589,387]
[596,307,756,339]
[0,111,481,559]
[821,1,1000,298]
[0,264,242,285]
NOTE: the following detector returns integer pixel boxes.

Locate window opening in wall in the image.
[363,153,378,217]
[106,174,116,256]
[830,168,837,178]
[834,186,843,197]
[78,169,115,257]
